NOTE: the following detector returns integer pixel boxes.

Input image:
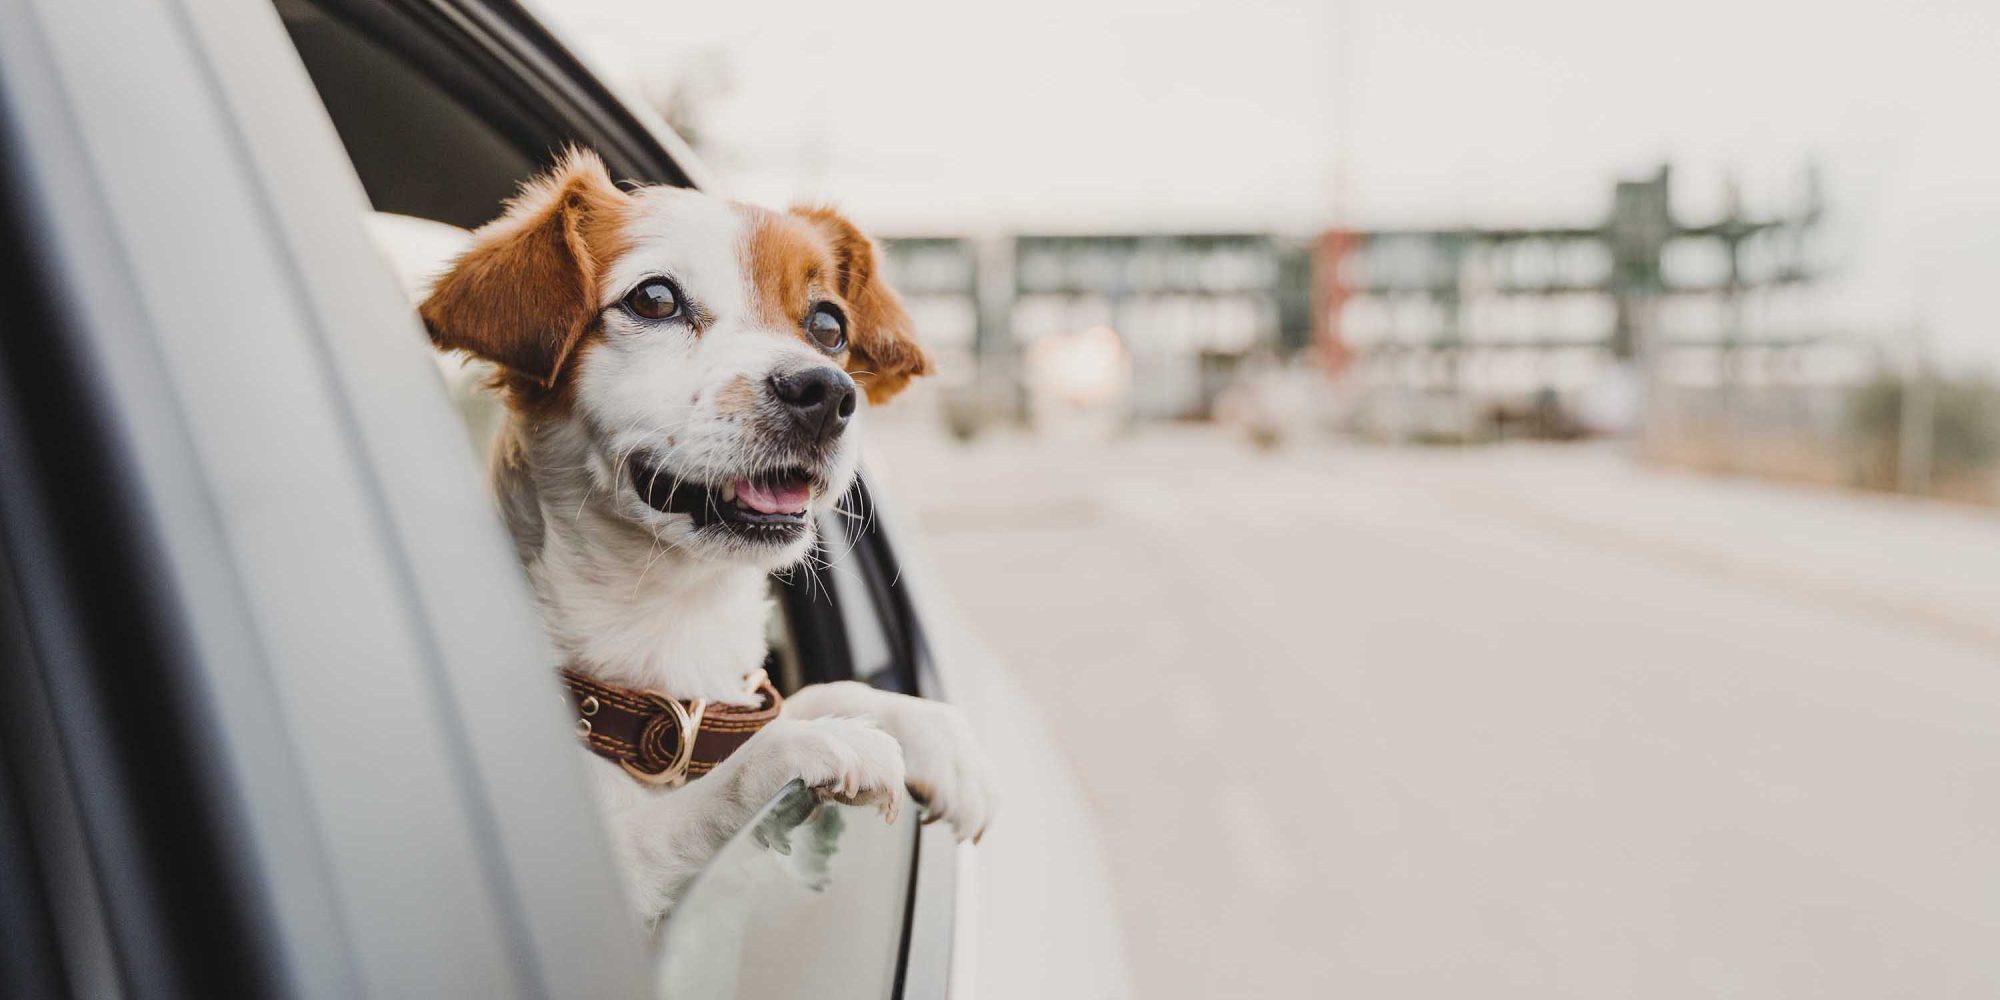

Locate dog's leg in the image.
[784,682,994,843]
[614,715,907,917]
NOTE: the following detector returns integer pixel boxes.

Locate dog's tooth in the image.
[721,482,737,504]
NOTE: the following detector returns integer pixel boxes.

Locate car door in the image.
[0,0,957,995]
[0,0,646,995]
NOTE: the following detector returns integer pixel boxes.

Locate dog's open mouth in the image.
[627,461,815,539]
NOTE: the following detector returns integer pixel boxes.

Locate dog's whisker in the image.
[802,542,845,603]
[797,552,822,603]
[796,543,865,590]
[631,534,669,597]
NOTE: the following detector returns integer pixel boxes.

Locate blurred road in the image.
[873,423,2000,999]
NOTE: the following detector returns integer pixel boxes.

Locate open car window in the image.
[278,0,929,699]
[261,1,939,995]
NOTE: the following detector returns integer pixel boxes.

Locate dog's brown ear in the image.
[792,205,932,404]
[421,148,628,387]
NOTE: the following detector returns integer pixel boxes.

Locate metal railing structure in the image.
[882,165,1841,429]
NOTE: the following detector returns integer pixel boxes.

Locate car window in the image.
[264,3,930,994]
[269,1,852,698]
[655,780,916,998]
[274,0,541,228]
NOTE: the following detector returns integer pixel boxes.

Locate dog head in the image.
[420,149,930,569]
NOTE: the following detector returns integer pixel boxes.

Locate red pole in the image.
[1312,228,1354,373]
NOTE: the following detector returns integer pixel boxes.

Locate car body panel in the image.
[0,0,647,994]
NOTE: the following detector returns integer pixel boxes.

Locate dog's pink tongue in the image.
[733,478,809,514]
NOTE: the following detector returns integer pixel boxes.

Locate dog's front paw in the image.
[752,717,907,824]
[894,700,995,843]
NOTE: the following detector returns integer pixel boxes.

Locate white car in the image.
[0,0,1126,996]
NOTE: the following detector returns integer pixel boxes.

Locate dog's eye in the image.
[623,278,682,321]
[805,303,847,353]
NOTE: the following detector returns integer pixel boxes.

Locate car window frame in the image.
[300,0,697,189]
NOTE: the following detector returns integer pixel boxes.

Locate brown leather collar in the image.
[561,667,783,785]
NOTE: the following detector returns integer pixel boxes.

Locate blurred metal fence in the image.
[1643,376,2000,506]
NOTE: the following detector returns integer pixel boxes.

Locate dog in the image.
[416,149,993,921]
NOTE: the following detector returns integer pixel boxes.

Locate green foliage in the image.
[1847,374,2000,472]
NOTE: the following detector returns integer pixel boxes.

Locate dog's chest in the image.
[528,526,774,702]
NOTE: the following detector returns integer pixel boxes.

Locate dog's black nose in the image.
[769,367,858,444]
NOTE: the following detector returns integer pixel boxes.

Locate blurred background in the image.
[547,2,1999,996]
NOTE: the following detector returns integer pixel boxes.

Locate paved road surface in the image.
[872,424,2000,999]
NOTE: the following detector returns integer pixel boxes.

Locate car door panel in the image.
[0,0,646,994]
[1,0,962,992]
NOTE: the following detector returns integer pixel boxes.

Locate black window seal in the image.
[319,0,695,187]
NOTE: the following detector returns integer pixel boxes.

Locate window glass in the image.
[655,780,916,999]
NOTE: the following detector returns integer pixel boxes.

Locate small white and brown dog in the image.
[416,149,992,921]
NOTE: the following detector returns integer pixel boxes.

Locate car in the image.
[0,0,1128,996]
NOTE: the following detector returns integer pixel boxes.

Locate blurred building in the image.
[1332,165,1851,440]
[883,232,1306,423]
[882,165,1855,438]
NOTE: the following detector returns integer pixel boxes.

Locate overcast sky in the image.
[544,0,1999,368]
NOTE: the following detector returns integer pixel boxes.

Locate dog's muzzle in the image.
[768,366,857,447]
[627,460,820,544]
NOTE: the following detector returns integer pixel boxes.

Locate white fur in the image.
[569,189,854,576]
[788,681,997,838]
[442,179,993,922]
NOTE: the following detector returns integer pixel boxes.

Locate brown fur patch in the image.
[420,148,633,413]
[786,206,932,404]
[739,207,835,339]
[713,374,762,418]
